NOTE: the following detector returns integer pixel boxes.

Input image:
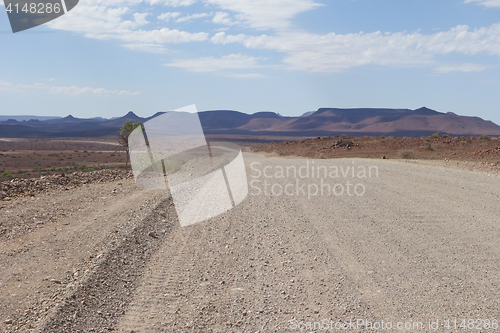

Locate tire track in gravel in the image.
[116,222,197,332]
[36,197,176,332]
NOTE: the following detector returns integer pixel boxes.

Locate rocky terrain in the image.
[0,177,166,332]
[1,169,133,201]
[256,135,500,170]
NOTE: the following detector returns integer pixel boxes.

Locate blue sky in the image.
[1,0,500,124]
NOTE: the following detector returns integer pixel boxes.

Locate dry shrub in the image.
[399,150,415,159]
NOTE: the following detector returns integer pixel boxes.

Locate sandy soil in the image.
[1,153,500,332]
[0,138,127,180]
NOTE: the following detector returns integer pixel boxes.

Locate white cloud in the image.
[435,63,488,73]
[159,11,212,24]
[176,12,210,23]
[212,23,500,72]
[212,12,237,26]
[122,43,170,53]
[223,72,266,78]
[80,0,196,6]
[47,1,209,49]
[211,31,250,44]
[424,24,500,55]
[146,0,197,6]
[0,80,141,96]
[90,29,208,43]
[204,0,323,30]
[48,5,148,34]
[0,81,13,90]
[79,0,141,6]
[133,12,150,25]
[165,53,263,72]
[464,0,500,8]
[49,86,141,96]
[158,12,181,22]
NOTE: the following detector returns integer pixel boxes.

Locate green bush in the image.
[33,167,42,172]
[430,133,440,139]
[2,171,13,177]
[16,169,26,174]
[460,141,467,145]
[441,134,449,138]
[62,167,69,172]
[424,144,433,151]
[41,172,47,176]
[77,164,87,170]
[49,167,56,171]
[380,135,386,139]
[55,167,62,171]
[480,134,490,140]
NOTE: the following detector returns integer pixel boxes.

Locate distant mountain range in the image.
[1,107,499,138]
[0,115,62,122]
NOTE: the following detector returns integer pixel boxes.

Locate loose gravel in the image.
[1,153,499,332]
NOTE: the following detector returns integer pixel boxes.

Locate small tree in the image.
[118,120,143,167]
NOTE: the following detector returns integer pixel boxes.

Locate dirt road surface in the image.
[1,153,499,332]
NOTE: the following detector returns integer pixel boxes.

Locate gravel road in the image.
[1,153,499,332]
